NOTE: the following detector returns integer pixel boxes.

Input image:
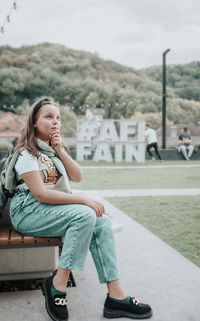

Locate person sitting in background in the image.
[178,127,194,160]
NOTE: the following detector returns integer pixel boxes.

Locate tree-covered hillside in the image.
[0,42,199,129]
[145,61,200,101]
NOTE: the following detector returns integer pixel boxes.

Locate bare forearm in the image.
[36,189,105,217]
[57,149,82,182]
[22,171,105,216]
[37,189,85,204]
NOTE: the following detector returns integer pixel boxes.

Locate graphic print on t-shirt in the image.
[40,156,61,184]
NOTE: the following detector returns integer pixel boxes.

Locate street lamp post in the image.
[162,48,170,149]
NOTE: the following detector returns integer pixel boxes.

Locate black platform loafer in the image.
[42,275,68,321]
[103,294,152,319]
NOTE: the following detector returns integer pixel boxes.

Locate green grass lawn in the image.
[106,196,200,267]
[71,163,200,189]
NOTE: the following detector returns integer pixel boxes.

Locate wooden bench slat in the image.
[48,237,63,244]
[0,225,10,245]
[0,225,63,247]
[10,228,23,245]
[35,236,50,244]
[23,234,37,244]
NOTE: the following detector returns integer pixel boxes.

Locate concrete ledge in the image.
[145,149,200,160]
[64,149,200,161]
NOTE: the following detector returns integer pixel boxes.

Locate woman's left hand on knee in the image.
[83,197,105,217]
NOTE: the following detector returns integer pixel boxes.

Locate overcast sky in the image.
[0,0,199,69]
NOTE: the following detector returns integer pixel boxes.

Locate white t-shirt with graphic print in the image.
[15,149,61,190]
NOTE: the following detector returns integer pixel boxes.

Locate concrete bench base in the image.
[0,247,59,281]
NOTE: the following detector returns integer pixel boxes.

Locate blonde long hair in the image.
[15,98,69,156]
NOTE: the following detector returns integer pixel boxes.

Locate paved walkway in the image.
[0,187,200,321]
[81,164,200,169]
[75,188,200,197]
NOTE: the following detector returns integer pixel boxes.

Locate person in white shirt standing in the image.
[145,123,163,161]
